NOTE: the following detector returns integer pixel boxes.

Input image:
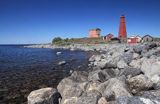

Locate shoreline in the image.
[24,43,134,52]
[27,42,160,104]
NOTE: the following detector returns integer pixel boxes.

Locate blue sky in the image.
[0,0,160,44]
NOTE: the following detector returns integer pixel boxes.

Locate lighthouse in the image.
[118,15,127,41]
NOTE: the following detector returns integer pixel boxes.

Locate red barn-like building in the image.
[103,33,114,41]
[127,37,137,44]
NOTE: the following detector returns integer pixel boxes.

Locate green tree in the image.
[52,37,63,45]
[64,38,69,42]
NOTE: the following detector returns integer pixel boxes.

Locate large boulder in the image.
[57,71,89,103]
[115,96,160,104]
[103,68,117,77]
[133,45,144,54]
[122,53,133,64]
[85,81,101,92]
[137,90,160,100]
[76,90,101,104]
[141,58,160,78]
[88,69,111,82]
[119,67,142,77]
[145,43,158,51]
[92,54,121,69]
[129,59,143,69]
[151,75,160,90]
[105,55,121,68]
[98,97,109,104]
[117,60,128,69]
[70,71,88,82]
[132,53,140,59]
[28,87,61,104]
[92,59,106,69]
[62,97,78,104]
[127,74,153,94]
[97,76,132,99]
[57,77,87,103]
[89,54,106,62]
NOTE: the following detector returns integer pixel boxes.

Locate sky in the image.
[0,0,160,44]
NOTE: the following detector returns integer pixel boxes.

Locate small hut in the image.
[142,35,153,42]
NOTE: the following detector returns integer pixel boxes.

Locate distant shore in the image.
[24,43,135,52]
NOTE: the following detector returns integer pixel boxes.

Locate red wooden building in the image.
[127,36,138,44]
[103,33,114,41]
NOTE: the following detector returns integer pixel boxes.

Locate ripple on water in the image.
[0,45,90,103]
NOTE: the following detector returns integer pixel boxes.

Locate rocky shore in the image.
[24,43,119,52]
[27,42,160,104]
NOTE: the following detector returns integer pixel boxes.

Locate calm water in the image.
[0,45,89,71]
[0,45,90,103]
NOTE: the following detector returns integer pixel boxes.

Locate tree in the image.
[52,37,63,44]
[64,38,69,42]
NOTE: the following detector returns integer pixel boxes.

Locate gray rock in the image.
[153,48,160,57]
[88,70,110,82]
[137,90,160,100]
[85,81,101,92]
[129,59,143,69]
[117,60,128,69]
[28,87,61,104]
[133,45,143,54]
[115,96,160,104]
[119,67,142,77]
[141,43,159,58]
[151,75,160,90]
[98,97,109,104]
[76,90,101,104]
[141,58,160,78]
[93,53,121,69]
[96,59,109,69]
[56,52,62,55]
[146,43,158,50]
[103,90,115,101]
[97,76,132,98]
[124,47,130,52]
[103,68,117,78]
[70,71,88,82]
[57,77,85,102]
[122,53,133,64]
[89,55,106,62]
[107,56,121,68]
[58,61,66,65]
[133,53,140,59]
[62,97,78,104]
[127,74,153,94]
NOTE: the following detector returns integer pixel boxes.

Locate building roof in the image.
[106,33,113,36]
[142,35,153,39]
[89,28,101,31]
